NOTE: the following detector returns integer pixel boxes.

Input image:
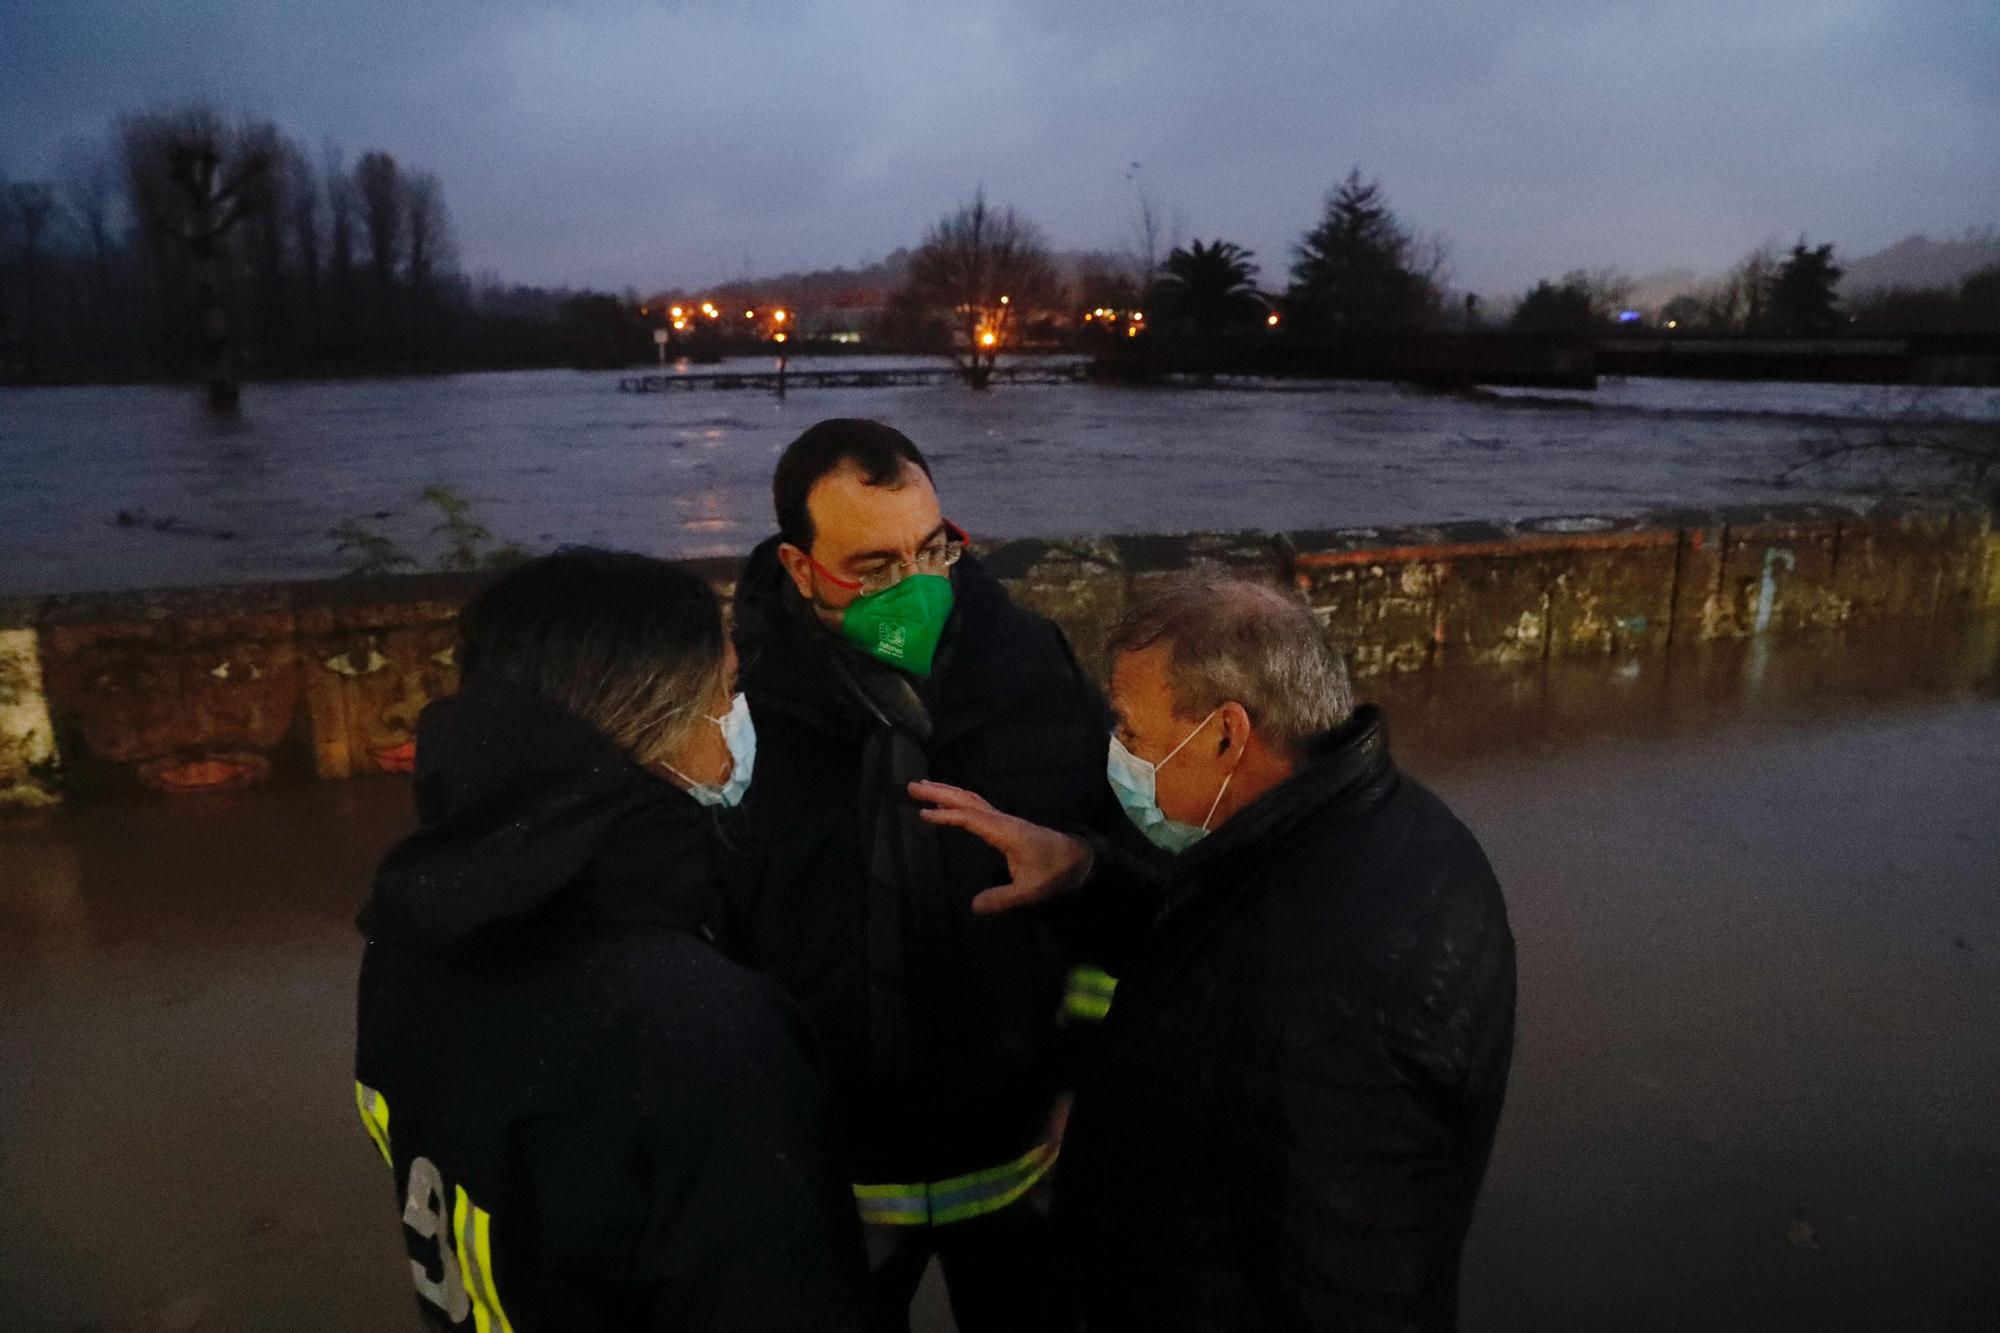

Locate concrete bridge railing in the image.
[2,500,1994,805]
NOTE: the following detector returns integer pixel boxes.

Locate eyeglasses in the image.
[809,521,969,596]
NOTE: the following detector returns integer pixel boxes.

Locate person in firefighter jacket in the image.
[355,548,865,1332]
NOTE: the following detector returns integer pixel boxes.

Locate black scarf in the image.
[786,591,960,1088]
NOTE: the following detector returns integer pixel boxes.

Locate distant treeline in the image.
[4,102,1997,395]
[0,104,654,390]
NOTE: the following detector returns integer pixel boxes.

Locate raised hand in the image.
[907,780,1093,914]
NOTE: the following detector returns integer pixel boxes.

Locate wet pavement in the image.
[2,616,1997,1331]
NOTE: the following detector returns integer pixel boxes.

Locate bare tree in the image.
[354,149,403,351]
[404,169,454,364]
[902,190,1060,387]
[284,143,323,361]
[238,121,293,372]
[119,104,277,410]
[324,142,358,357]
[59,136,122,370]
[1122,162,1185,289]
[5,181,57,376]
[1715,239,1782,334]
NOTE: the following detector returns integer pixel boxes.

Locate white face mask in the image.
[663,692,756,808]
[1105,707,1232,854]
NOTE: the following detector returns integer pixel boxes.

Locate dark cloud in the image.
[2,0,1994,295]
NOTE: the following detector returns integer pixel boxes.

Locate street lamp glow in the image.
[670,306,684,319]
[1267,313,1280,327]
[773,310,787,323]
[745,310,756,319]
[774,332,788,343]
[979,330,997,347]
[999,295,1010,305]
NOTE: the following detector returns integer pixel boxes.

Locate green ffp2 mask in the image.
[838,573,955,676]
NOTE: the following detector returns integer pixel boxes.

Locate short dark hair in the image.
[773,418,932,550]
[458,547,726,766]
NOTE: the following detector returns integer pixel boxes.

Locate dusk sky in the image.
[3,0,1996,297]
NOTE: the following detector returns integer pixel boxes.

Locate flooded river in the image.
[2,363,1995,597]
[3,615,1996,1330]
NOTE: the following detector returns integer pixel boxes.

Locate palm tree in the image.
[1155,239,1264,339]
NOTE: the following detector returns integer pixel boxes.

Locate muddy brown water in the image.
[3,615,1997,1331]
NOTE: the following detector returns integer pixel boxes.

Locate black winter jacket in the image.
[354,681,865,1332]
[1061,707,1516,1332]
[727,540,1116,1188]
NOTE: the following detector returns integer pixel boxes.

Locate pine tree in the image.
[1287,170,1438,337]
[1766,240,1844,337]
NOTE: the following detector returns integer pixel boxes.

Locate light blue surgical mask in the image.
[1106,707,1232,854]
[665,692,756,809]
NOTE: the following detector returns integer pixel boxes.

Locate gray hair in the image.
[458,547,729,770]
[1107,575,1354,754]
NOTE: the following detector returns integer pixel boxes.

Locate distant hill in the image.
[1614,229,1999,314]
[1839,229,2000,295]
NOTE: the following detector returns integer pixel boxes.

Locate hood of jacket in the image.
[359,678,719,950]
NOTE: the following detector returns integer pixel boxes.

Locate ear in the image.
[776,542,817,602]
[1217,701,1254,769]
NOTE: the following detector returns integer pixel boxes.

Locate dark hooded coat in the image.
[355,680,865,1332]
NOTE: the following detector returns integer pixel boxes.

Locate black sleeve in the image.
[633,983,866,1332]
[1052,828,1172,977]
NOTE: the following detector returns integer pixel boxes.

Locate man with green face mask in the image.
[725,419,1119,1331]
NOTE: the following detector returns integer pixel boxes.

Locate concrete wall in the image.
[1,501,1992,802]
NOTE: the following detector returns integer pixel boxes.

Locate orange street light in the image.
[745,309,756,319]
[1126,325,1139,338]
[999,294,1010,305]
[672,318,688,330]
[775,332,788,343]
[979,330,997,347]
[1266,312,1280,327]
[670,305,684,319]
[773,309,787,323]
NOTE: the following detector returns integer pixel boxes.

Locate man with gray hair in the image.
[913,575,1515,1331]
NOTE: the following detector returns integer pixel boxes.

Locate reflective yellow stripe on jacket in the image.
[1062,965,1118,1023]
[453,1185,517,1333]
[356,1081,392,1167]
[853,1140,1058,1227]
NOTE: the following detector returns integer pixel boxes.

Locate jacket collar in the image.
[1159,704,1397,922]
[733,533,1041,741]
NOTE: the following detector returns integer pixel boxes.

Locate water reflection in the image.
[1373,612,2000,772]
